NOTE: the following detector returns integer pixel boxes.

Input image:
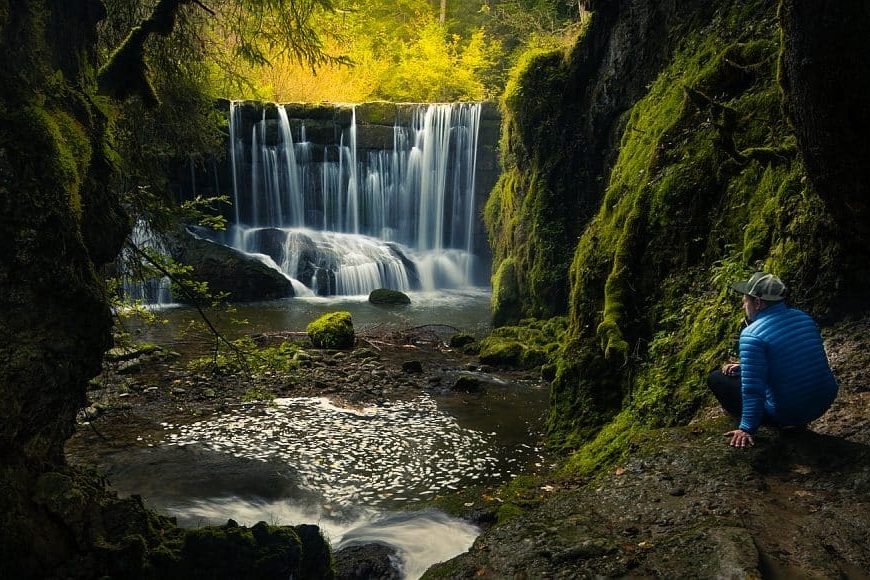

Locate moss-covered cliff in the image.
[487,0,870,465]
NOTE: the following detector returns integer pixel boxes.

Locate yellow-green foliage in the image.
[541,0,843,471]
[241,386,274,403]
[188,338,301,377]
[306,311,355,349]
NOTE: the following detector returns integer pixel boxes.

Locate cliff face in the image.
[487,0,721,324]
[488,0,870,456]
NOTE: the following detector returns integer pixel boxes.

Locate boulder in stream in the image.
[334,542,401,579]
[169,228,294,302]
[307,311,355,349]
[369,288,411,305]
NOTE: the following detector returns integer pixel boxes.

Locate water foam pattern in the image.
[164,395,533,507]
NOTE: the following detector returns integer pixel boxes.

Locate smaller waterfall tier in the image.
[120,220,174,306]
[216,101,500,296]
[219,226,473,297]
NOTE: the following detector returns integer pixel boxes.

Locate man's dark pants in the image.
[707,370,742,418]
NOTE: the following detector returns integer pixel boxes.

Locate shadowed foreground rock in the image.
[0,2,329,577]
[335,542,401,580]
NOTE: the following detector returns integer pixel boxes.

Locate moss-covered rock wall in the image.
[486,0,723,325]
[488,0,870,464]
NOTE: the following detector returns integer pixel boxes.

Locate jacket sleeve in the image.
[738,333,768,434]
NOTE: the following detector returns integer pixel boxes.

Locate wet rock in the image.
[334,542,401,580]
[106,343,160,362]
[117,359,143,374]
[352,348,379,360]
[368,288,411,305]
[452,375,484,393]
[402,360,423,374]
[706,527,761,578]
[449,333,477,349]
[168,228,295,302]
[82,405,103,421]
[555,538,618,562]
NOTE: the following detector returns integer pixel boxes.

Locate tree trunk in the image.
[440,0,447,24]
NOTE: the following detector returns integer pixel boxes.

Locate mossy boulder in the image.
[368,288,411,305]
[478,318,568,369]
[175,520,332,579]
[449,333,477,349]
[478,339,525,367]
[307,311,355,349]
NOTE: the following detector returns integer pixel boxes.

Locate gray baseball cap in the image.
[732,271,786,301]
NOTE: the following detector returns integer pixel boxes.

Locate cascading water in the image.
[221,101,483,296]
[120,220,174,306]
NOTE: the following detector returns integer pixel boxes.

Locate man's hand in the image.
[724,429,754,448]
[721,363,740,376]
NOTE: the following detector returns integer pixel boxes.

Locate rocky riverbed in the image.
[65,325,550,578]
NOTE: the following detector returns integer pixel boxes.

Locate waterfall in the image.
[225,102,483,296]
[120,220,174,307]
[277,105,304,227]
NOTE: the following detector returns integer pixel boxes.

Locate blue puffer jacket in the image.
[739,302,838,434]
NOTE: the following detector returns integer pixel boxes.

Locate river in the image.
[68,290,551,578]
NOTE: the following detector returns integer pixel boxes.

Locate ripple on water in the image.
[164,395,513,508]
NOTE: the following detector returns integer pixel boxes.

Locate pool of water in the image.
[86,289,551,578]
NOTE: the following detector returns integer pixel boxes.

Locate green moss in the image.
[490,256,522,326]
[562,411,638,475]
[306,311,355,349]
[493,474,547,524]
[541,0,845,462]
[485,43,582,325]
[478,317,567,369]
[4,106,91,220]
[176,521,308,579]
[355,101,397,126]
[478,339,524,367]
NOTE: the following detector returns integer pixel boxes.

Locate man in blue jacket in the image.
[707,272,838,448]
